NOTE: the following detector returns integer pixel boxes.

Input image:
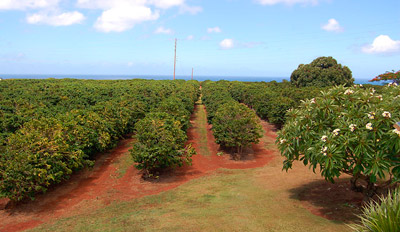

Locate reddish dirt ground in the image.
[0,104,276,232]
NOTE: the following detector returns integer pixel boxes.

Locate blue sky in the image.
[0,0,399,80]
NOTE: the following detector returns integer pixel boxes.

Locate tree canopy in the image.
[290,56,354,87]
[370,70,400,84]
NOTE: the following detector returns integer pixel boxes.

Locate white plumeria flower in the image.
[321,146,328,153]
[368,112,375,119]
[382,111,391,118]
[344,89,354,95]
[377,95,383,101]
[371,88,376,93]
[321,135,328,142]
[393,129,400,136]
[360,84,363,87]
[349,124,356,132]
[333,129,340,136]
[310,98,316,104]
[279,139,286,144]
[322,152,327,156]
[366,123,373,130]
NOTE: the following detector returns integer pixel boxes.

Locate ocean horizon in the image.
[0,74,375,85]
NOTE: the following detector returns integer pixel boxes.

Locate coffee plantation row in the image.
[0,78,388,203]
[202,81,263,153]
[0,79,199,201]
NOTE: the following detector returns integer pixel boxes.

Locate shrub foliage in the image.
[202,81,262,153]
[350,188,400,231]
[0,79,199,201]
[131,113,195,174]
[212,103,262,153]
[290,56,354,87]
[277,85,400,198]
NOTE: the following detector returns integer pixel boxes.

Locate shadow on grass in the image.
[289,178,364,223]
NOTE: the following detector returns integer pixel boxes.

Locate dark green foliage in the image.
[202,81,263,153]
[224,81,325,126]
[290,56,354,87]
[0,117,93,201]
[277,85,400,198]
[0,78,199,201]
[131,81,199,174]
[156,97,191,132]
[212,103,263,153]
[131,113,195,174]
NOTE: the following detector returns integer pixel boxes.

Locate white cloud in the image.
[362,35,400,54]
[255,0,318,6]
[207,26,221,33]
[219,39,234,49]
[76,0,147,9]
[0,0,59,10]
[321,18,343,32]
[94,5,159,32]
[148,0,184,9]
[154,26,173,34]
[77,0,197,32]
[186,35,194,40]
[77,0,185,9]
[127,61,134,67]
[179,4,202,14]
[26,11,85,26]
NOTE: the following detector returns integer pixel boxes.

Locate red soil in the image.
[0,104,275,232]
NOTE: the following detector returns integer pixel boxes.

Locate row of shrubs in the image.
[131,81,200,175]
[201,81,263,154]
[0,79,181,142]
[225,80,325,126]
[0,79,197,201]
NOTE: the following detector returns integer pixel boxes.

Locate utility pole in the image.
[173,38,177,80]
[191,68,193,80]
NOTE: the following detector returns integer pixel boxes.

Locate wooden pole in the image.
[173,38,177,80]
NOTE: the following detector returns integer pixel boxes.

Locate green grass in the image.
[113,151,134,179]
[194,97,211,157]
[30,168,350,232]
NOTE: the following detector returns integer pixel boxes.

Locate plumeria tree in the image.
[370,70,400,84]
[277,84,400,199]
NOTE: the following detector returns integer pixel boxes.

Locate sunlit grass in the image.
[193,96,211,157]
[30,167,350,232]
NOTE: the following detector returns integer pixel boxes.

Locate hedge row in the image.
[0,79,197,201]
[223,81,325,126]
[131,81,200,174]
[202,81,262,153]
[227,81,387,126]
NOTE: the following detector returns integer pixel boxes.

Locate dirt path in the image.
[0,101,276,232]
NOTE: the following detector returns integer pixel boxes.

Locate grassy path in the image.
[191,96,211,157]
[26,94,360,232]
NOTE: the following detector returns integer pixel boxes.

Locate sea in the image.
[0,74,375,85]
